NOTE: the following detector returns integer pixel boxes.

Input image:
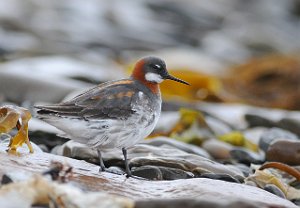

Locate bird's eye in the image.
[153,64,162,70]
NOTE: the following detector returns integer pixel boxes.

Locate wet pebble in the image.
[263,184,286,199]
[245,113,276,128]
[130,156,243,179]
[58,141,244,179]
[278,118,300,138]
[258,127,298,152]
[230,148,264,165]
[132,166,163,180]
[266,140,300,165]
[202,139,233,160]
[132,165,194,180]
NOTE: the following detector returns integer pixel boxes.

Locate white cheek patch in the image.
[145,72,163,83]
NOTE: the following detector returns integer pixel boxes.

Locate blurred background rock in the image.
[1,0,300,110]
[0,0,300,107]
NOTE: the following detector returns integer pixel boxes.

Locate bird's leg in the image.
[122,147,132,177]
[97,149,106,172]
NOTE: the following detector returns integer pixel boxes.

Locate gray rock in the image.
[59,141,244,179]
[266,140,300,165]
[264,184,286,199]
[0,143,297,208]
[202,139,233,160]
[132,165,194,180]
[230,148,264,165]
[259,127,298,152]
[278,118,300,137]
[245,114,276,128]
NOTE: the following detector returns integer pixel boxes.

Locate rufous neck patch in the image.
[131,59,160,94]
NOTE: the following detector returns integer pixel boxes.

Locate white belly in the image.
[42,90,161,150]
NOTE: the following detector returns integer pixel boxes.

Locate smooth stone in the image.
[199,173,241,183]
[266,140,300,165]
[129,156,243,179]
[132,165,194,180]
[142,137,211,158]
[0,143,296,208]
[259,127,298,152]
[278,118,300,137]
[230,148,264,165]
[202,139,233,160]
[245,114,276,128]
[264,184,286,199]
[126,145,244,177]
[131,166,163,180]
[60,141,244,178]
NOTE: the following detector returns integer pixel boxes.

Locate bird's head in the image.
[131,56,190,86]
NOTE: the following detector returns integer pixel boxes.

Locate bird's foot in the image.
[125,173,150,180]
[98,166,106,173]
